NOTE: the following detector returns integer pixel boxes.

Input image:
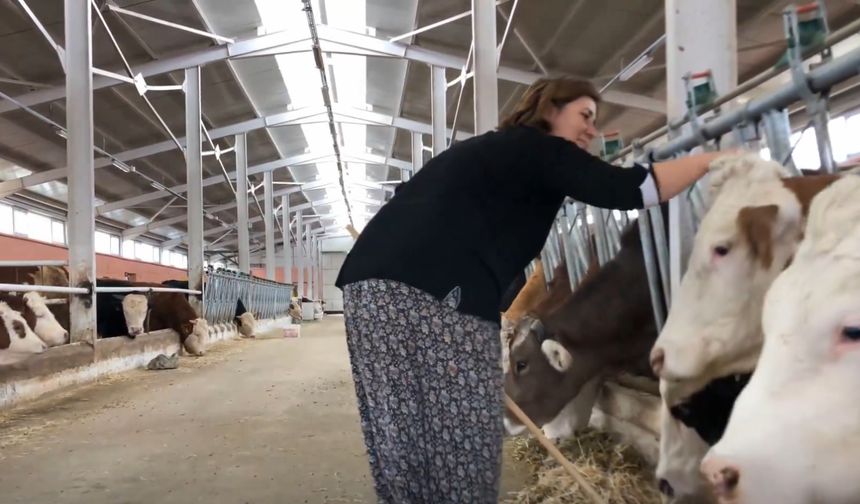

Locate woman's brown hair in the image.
[499,77,601,132]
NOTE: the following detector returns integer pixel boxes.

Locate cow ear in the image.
[737,204,779,268]
[541,339,572,372]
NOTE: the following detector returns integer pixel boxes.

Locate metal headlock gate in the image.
[534,4,860,333]
[202,268,294,325]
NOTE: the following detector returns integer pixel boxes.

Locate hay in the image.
[504,428,661,504]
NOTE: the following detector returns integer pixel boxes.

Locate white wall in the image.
[322,251,347,312]
[320,236,354,252]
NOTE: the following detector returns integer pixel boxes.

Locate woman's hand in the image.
[652,148,749,203]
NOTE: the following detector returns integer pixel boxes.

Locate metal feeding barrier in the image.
[531,3,859,333]
[202,268,294,324]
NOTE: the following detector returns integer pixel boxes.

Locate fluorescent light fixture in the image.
[150,181,167,191]
[54,127,68,139]
[619,54,653,82]
[254,0,370,226]
[111,159,134,173]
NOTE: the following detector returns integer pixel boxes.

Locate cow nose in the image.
[658,478,674,498]
[63,331,69,343]
[650,347,665,376]
[701,456,741,499]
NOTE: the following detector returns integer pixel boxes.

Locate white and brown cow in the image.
[0,301,48,364]
[701,174,860,504]
[648,154,839,500]
[0,292,68,347]
[650,154,839,406]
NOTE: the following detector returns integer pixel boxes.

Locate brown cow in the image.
[503,211,665,433]
[95,278,208,355]
[501,259,545,323]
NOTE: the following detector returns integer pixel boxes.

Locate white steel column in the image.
[185,66,204,315]
[310,236,317,301]
[235,133,250,273]
[281,195,292,284]
[665,0,737,297]
[296,211,304,296]
[304,224,312,299]
[431,66,447,156]
[411,132,424,174]
[472,0,499,134]
[65,0,96,344]
[263,171,275,280]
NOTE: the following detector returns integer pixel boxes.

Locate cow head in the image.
[0,301,47,362]
[236,311,256,337]
[183,318,208,356]
[651,154,804,404]
[121,294,148,337]
[656,395,717,504]
[502,315,600,433]
[701,175,860,504]
[23,291,68,346]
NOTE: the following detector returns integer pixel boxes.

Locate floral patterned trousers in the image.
[343,279,504,504]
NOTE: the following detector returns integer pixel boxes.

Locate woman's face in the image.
[545,96,598,149]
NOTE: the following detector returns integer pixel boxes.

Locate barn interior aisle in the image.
[0,319,379,504]
[0,316,535,503]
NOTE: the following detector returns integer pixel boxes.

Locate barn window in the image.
[122,239,134,259]
[0,203,12,235]
[27,212,52,243]
[51,220,65,244]
[95,231,111,254]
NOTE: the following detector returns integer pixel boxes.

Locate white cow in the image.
[0,301,48,364]
[647,154,839,499]
[121,294,148,337]
[650,154,835,405]
[22,291,68,347]
[701,174,860,504]
[236,311,257,338]
[655,382,716,503]
[183,318,209,356]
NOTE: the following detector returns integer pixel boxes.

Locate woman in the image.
[335,77,730,503]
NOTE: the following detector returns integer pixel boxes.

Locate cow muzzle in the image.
[128,326,144,337]
[701,456,741,503]
[503,416,527,436]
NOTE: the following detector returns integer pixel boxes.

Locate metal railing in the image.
[202,268,294,324]
[533,11,860,333]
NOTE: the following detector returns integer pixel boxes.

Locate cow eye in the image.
[515,360,528,373]
[841,326,860,342]
[713,244,731,257]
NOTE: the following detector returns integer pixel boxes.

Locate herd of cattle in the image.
[500,153,858,504]
[0,267,263,365]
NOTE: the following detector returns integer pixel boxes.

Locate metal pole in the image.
[263,171,275,280]
[296,211,304,297]
[761,108,800,174]
[312,236,320,301]
[185,66,204,315]
[811,104,836,173]
[411,132,424,174]
[305,224,312,299]
[66,0,96,344]
[281,195,292,284]
[472,0,499,134]
[431,65,447,157]
[235,133,250,272]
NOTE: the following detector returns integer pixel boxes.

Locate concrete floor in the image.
[0,316,529,504]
